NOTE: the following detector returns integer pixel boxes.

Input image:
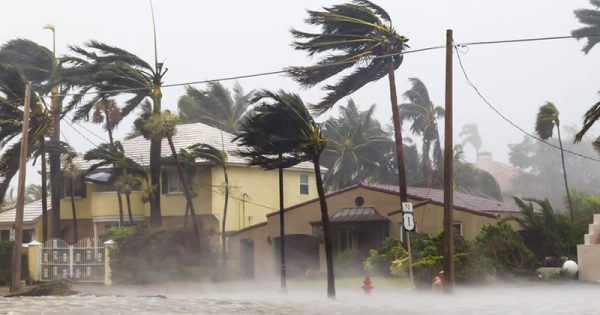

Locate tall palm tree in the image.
[145,110,200,243]
[399,78,444,186]
[83,141,145,225]
[178,81,253,134]
[236,90,335,298]
[114,173,140,224]
[460,124,482,157]
[64,41,167,227]
[0,37,68,239]
[187,143,229,271]
[289,0,409,203]
[535,102,574,220]
[321,99,392,190]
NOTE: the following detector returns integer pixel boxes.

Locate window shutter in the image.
[162,170,168,194]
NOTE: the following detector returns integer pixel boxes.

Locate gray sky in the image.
[3,0,600,189]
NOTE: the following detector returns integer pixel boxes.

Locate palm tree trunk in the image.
[278,155,286,291]
[106,125,125,226]
[313,157,335,298]
[69,178,78,243]
[50,86,62,239]
[125,191,134,224]
[167,135,200,245]
[556,125,574,220]
[423,139,432,187]
[40,136,48,242]
[387,62,408,202]
[149,85,162,227]
[221,168,229,275]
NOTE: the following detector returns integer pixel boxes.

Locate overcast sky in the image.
[3,0,600,189]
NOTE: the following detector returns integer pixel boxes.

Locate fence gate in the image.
[41,238,105,282]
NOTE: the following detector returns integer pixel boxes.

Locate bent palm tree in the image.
[399,78,444,186]
[535,102,574,219]
[188,143,229,271]
[63,150,79,243]
[321,99,392,190]
[460,124,482,157]
[236,90,334,298]
[289,0,410,202]
[145,111,200,243]
[178,82,253,134]
[64,41,167,227]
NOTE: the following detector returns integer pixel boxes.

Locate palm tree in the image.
[83,141,145,225]
[460,124,482,157]
[63,150,79,243]
[187,143,229,272]
[145,110,200,243]
[114,173,140,224]
[64,41,167,227]
[535,102,574,220]
[289,0,410,203]
[399,78,445,186]
[0,37,68,239]
[178,82,253,134]
[236,90,335,298]
[321,99,392,190]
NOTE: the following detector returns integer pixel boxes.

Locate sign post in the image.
[402,202,415,288]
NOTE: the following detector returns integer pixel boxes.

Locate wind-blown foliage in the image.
[460,124,482,156]
[321,100,392,191]
[177,82,252,134]
[399,78,444,186]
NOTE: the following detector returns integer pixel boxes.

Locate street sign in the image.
[402,202,413,213]
[403,213,415,231]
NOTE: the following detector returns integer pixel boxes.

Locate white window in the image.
[167,170,183,193]
[300,174,309,195]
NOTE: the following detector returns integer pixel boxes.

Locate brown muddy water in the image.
[0,281,599,314]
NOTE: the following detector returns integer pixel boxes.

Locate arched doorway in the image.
[240,239,254,279]
[274,234,319,277]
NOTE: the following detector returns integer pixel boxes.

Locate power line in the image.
[456,34,600,48]
[454,44,600,163]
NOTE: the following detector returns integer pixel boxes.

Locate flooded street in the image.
[1,281,599,314]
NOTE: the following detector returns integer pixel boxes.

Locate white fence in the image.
[40,238,105,283]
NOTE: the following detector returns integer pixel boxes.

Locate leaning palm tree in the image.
[145,110,200,243]
[399,78,444,186]
[572,1,600,144]
[535,102,574,220]
[114,173,140,224]
[178,81,253,134]
[236,90,335,298]
[64,40,167,227]
[289,0,410,202]
[0,36,69,239]
[321,99,392,190]
[188,142,229,272]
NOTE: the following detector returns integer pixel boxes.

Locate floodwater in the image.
[1,281,599,314]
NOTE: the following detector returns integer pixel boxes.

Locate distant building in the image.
[474,152,521,195]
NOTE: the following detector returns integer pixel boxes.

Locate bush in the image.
[334,250,364,277]
[363,237,407,276]
[106,228,216,284]
[474,223,535,276]
[0,240,29,286]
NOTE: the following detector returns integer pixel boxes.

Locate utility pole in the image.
[10,83,31,293]
[278,154,287,292]
[443,29,455,292]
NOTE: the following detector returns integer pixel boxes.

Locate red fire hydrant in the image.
[361,275,373,295]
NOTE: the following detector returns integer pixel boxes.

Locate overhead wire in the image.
[454,43,600,163]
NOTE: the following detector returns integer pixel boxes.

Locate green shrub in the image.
[334,250,364,277]
[0,240,29,286]
[474,222,535,276]
[107,228,216,284]
[363,237,407,276]
[100,226,140,243]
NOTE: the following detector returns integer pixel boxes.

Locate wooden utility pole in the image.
[443,29,455,292]
[10,83,31,292]
[278,154,287,292]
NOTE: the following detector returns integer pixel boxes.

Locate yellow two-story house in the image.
[57,122,319,244]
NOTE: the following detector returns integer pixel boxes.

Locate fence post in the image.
[103,240,115,286]
[27,240,42,282]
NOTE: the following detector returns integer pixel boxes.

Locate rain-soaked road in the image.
[1,281,599,314]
